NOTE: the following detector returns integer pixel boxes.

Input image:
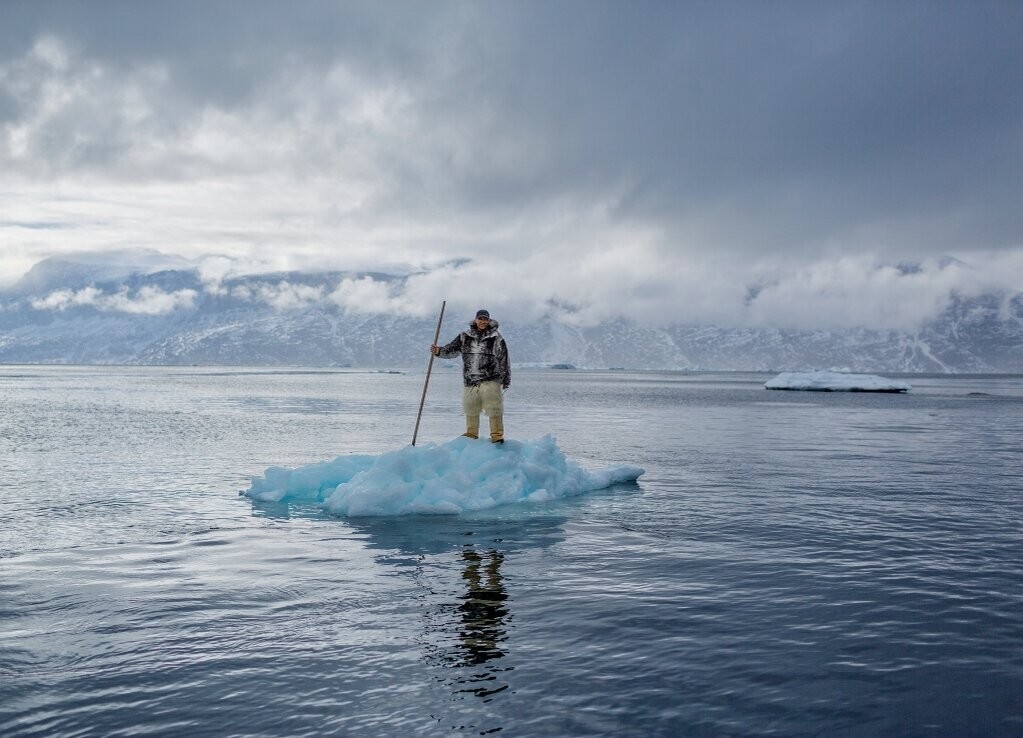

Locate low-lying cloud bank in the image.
[30,285,198,315]
[17,250,1022,333]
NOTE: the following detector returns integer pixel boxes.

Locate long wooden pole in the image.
[412,300,446,446]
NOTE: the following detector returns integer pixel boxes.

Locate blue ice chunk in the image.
[244,454,375,503]
[242,435,644,516]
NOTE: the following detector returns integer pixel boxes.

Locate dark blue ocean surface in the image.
[1,366,1021,736]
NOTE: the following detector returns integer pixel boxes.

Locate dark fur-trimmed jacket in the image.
[437,320,511,388]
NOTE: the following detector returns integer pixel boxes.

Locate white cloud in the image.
[30,286,103,311]
[223,280,325,309]
[328,276,421,316]
[743,254,1022,331]
[105,286,198,315]
[15,246,1023,332]
[254,282,325,310]
[31,286,197,314]
[313,249,1023,332]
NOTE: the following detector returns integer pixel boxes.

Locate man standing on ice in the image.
[431,309,511,443]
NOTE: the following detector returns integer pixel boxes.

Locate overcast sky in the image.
[1,0,1021,329]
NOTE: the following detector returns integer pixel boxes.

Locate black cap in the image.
[475,309,490,319]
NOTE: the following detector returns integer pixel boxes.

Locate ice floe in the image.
[765,371,911,393]
[243,435,644,516]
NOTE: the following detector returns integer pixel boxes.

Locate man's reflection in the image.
[455,547,509,668]
[341,515,566,716]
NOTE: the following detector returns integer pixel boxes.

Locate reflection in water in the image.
[383,516,567,733]
[337,515,565,705]
[423,543,514,710]
[243,512,564,731]
[406,537,519,733]
[452,547,510,688]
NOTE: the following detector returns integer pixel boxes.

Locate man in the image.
[431,309,511,443]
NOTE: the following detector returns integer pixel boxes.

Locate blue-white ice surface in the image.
[244,435,644,516]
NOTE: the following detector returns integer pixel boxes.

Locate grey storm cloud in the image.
[1,0,1021,328]
[4,3,1020,247]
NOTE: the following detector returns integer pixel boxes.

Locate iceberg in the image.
[243,435,644,516]
[765,371,911,393]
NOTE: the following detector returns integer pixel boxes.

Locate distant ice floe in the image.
[243,435,644,516]
[765,371,911,393]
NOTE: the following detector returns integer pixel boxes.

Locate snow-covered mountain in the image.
[1,257,1021,372]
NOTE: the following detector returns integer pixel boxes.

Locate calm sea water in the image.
[1,366,1021,737]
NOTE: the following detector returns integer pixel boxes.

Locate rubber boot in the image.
[489,414,504,443]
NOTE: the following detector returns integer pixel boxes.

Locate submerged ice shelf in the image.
[243,435,645,516]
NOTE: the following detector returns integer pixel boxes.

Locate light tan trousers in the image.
[463,381,504,441]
